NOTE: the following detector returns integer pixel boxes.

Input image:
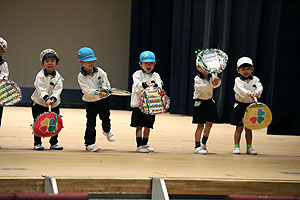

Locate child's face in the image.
[43,57,58,73]
[237,66,254,78]
[0,47,5,56]
[80,60,96,73]
[139,62,155,73]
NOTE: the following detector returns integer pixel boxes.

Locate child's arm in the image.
[152,73,163,89]
[194,75,214,92]
[132,72,146,93]
[78,76,98,96]
[0,62,9,80]
[100,70,111,89]
[233,78,251,98]
[253,77,263,98]
[210,74,221,88]
[34,75,50,101]
[50,76,63,103]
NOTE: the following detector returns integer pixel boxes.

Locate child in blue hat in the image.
[77,47,115,152]
[130,50,164,153]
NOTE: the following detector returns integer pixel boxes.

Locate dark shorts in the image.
[130,107,155,129]
[230,101,251,126]
[192,99,219,124]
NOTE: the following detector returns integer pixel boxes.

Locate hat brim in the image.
[140,59,156,63]
[81,57,98,62]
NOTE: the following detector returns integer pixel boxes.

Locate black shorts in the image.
[192,99,219,124]
[130,107,155,129]
[230,101,251,126]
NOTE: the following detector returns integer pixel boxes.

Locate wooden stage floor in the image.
[0,107,299,196]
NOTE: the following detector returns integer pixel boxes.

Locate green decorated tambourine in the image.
[0,79,22,106]
[195,48,228,73]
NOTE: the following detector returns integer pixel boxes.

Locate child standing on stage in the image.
[77,47,115,152]
[192,63,221,155]
[0,37,9,130]
[0,37,8,150]
[230,57,263,155]
[31,49,64,151]
[130,50,163,153]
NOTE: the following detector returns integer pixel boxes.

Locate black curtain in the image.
[128,0,300,135]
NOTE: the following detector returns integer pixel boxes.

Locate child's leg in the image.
[136,126,143,147]
[245,127,252,147]
[0,106,3,127]
[98,99,111,133]
[202,122,212,145]
[195,124,204,148]
[49,106,60,146]
[245,127,257,154]
[85,103,98,145]
[142,128,150,145]
[32,104,46,146]
[234,125,243,146]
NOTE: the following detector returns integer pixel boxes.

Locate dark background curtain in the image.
[128,0,300,136]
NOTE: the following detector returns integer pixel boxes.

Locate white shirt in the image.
[130,70,163,108]
[234,75,263,103]
[193,73,221,100]
[0,61,9,80]
[78,66,111,102]
[31,69,63,108]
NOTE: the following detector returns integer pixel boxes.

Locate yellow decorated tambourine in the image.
[243,97,272,130]
[139,87,170,115]
[0,79,22,106]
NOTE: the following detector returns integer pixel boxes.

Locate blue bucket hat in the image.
[77,47,98,62]
[139,51,156,63]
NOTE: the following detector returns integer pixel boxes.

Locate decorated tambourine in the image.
[139,87,170,115]
[33,106,63,137]
[195,48,228,73]
[98,87,131,96]
[243,97,272,130]
[0,79,22,106]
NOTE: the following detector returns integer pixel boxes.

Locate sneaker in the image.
[193,147,202,154]
[233,147,241,155]
[86,144,101,152]
[50,144,63,150]
[103,131,115,142]
[136,146,150,153]
[193,145,208,155]
[246,147,258,155]
[34,144,44,151]
[143,145,154,152]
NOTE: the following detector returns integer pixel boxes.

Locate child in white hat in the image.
[77,47,115,152]
[0,37,9,149]
[31,49,64,151]
[230,56,263,155]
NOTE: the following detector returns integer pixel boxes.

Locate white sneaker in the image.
[50,144,63,150]
[193,145,208,155]
[34,144,44,151]
[246,147,258,155]
[136,146,150,153]
[233,147,241,155]
[103,131,115,142]
[143,145,154,152]
[193,147,202,154]
[86,144,101,152]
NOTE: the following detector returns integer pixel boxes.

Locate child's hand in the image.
[46,99,54,107]
[212,77,220,86]
[250,93,259,98]
[147,82,155,87]
[99,91,108,97]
